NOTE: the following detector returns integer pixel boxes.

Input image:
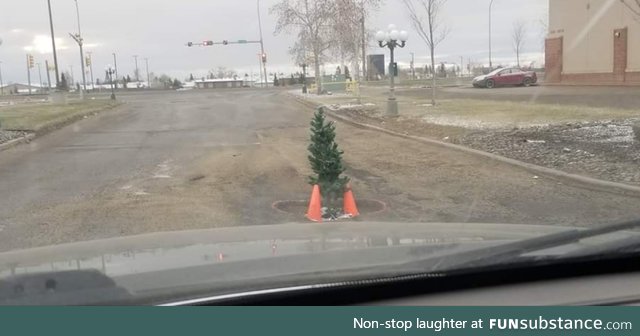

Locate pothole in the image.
[272,199,387,216]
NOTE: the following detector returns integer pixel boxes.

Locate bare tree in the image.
[512,20,527,68]
[272,0,337,95]
[331,0,383,81]
[402,0,450,106]
[621,0,640,19]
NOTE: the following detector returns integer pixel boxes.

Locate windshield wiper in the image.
[403,219,640,272]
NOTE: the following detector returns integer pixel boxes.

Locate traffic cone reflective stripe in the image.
[343,184,359,217]
[306,185,322,222]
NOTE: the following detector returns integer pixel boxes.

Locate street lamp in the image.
[375,24,409,116]
[489,0,495,70]
[105,65,116,100]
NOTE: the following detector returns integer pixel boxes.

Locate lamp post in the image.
[489,0,495,70]
[375,24,408,116]
[112,53,118,84]
[105,65,116,100]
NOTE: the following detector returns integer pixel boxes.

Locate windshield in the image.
[486,68,507,76]
[1,0,640,304]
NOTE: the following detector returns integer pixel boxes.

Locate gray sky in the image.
[0,0,547,84]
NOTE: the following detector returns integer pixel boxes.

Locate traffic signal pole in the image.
[257,0,268,88]
[186,39,267,87]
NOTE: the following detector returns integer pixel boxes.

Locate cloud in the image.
[10,28,25,34]
[23,35,69,54]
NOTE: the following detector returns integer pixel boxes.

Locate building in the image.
[546,0,640,85]
[0,83,46,95]
[194,78,247,89]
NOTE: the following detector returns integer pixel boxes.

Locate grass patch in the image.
[420,99,640,128]
[0,100,118,132]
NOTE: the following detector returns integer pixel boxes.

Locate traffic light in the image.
[187,42,193,47]
[85,56,91,66]
[203,41,214,46]
[261,53,267,63]
[28,54,35,69]
[222,40,228,45]
[393,62,398,76]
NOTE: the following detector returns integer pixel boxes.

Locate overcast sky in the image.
[0,0,548,84]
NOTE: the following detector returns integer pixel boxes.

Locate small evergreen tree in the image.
[273,74,279,87]
[344,66,351,80]
[189,73,195,81]
[308,107,349,213]
[59,74,69,91]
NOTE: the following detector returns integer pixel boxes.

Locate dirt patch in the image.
[272,199,387,217]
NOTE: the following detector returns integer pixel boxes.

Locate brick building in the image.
[546,0,640,85]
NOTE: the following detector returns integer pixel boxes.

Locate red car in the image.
[472,68,538,88]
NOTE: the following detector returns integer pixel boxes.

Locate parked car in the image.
[472,68,537,88]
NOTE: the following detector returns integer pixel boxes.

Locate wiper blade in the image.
[405,219,640,272]
[564,235,640,259]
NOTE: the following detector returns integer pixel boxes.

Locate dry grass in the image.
[298,88,639,129]
[0,100,117,131]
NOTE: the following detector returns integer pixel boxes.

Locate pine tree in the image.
[308,107,349,213]
[59,74,69,91]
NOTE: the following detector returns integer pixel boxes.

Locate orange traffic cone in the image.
[306,185,322,222]
[343,184,359,217]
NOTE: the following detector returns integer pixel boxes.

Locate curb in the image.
[287,92,640,196]
[0,133,36,153]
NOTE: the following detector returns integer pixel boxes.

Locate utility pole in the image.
[112,53,118,80]
[47,0,60,88]
[410,52,415,80]
[26,55,32,95]
[86,52,94,90]
[71,0,87,97]
[257,0,268,88]
[133,55,139,82]
[45,60,52,90]
[460,56,464,77]
[145,58,150,88]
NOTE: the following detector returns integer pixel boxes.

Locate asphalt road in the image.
[1,89,640,251]
[395,85,640,110]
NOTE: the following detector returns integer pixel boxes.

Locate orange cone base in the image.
[343,186,360,218]
[306,185,322,222]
